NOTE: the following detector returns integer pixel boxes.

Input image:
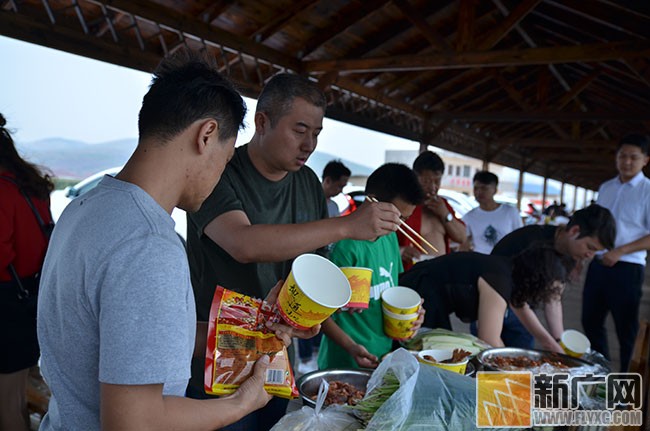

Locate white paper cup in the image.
[381,286,421,315]
[560,329,590,358]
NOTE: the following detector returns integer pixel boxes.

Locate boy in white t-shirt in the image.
[461,171,522,254]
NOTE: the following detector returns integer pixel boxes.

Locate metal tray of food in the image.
[296,368,372,408]
[476,347,594,371]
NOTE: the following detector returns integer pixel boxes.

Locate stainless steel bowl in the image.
[476,347,594,371]
[296,369,372,408]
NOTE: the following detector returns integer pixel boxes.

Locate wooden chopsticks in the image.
[366,196,438,254]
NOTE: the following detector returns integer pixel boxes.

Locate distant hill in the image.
[16,137,374,180]
[17,138,138,179]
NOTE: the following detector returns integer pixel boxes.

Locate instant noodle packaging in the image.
[205,286,298,399]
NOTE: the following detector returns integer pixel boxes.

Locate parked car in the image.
[437,189,477,218]
[50,167,187,239]
[332,186,478,219]
[494,194,534,225]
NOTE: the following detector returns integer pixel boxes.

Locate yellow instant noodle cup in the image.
[277,254,351,330]
[381,286,421,315]
[560,329,590,358]
[340,267,373,309]
[381,305,418,340]
[417,349,469,374]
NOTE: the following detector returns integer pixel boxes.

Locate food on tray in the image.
[309,380,365,406]
[485,354,570,370]
[423,348,471,364]
[403,328,490,354]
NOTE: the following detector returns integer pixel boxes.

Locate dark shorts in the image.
[0,277,40,373]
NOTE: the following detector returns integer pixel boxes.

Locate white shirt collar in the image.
[617,171,645,187]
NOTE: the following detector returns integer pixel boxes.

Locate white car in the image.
[50,167,187,239]
[437,189,477,218]
[331,185,478,219]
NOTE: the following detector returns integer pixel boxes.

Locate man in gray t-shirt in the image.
[37,51,276,430]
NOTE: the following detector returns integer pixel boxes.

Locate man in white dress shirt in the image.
[582,133,650,371]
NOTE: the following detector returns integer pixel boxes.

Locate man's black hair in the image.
[567,204,616,250]
[323,160,351,181]
[473,171,499,186]
[365,163,424,205]
[256,73,327,128]
[139,50,246,143]
[618,133,649,155]
[412,151,445,174]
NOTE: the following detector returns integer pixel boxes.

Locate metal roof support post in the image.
[582,188,588,209]
[482,140,489,171]
[560,182,566,205]
[542,176,548,212]
[517,156,525,212]
[419,142,428,154]
[573,186,578,212]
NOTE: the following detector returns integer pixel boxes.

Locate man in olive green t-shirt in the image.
[186,74,402,430]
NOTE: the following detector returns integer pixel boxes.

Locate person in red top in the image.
[398,151,466,270]
[0,113,54,431]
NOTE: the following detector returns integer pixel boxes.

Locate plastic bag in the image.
[204,286,297,398]
[270,380,360,431]
[363,348,518,431]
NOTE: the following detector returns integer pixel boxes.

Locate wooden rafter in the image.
[392,0,451,53]
[456,0,476,51]
[250,0,318,42]
[303,40,650,73]
[92,0,301,71]
[477,0,542,50]
[429,110,650,122]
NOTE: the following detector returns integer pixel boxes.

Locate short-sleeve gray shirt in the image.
[38,175,195,430]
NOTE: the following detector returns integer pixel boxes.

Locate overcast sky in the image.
[0,35,423,169]
[1,35,593,200]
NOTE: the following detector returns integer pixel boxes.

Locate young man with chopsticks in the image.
[318,163,426,370]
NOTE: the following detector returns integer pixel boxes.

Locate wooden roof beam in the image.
[494,71,569,139]
[198,0,234,24]
[332,78,426,119]
[429,111,650,122]
[478,0,542,50]
[304,40,650,73]
[298,0,391,59]
[555,70,600,109]
[514,139,616,149]
[456,0,476,51]
[623,58,650,90]
[392,0,452,53]
[89,0,301,71]
[0,8,161,73]
[250,0,318,42]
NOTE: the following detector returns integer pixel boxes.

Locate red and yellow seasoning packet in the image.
[204,286,298,399]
